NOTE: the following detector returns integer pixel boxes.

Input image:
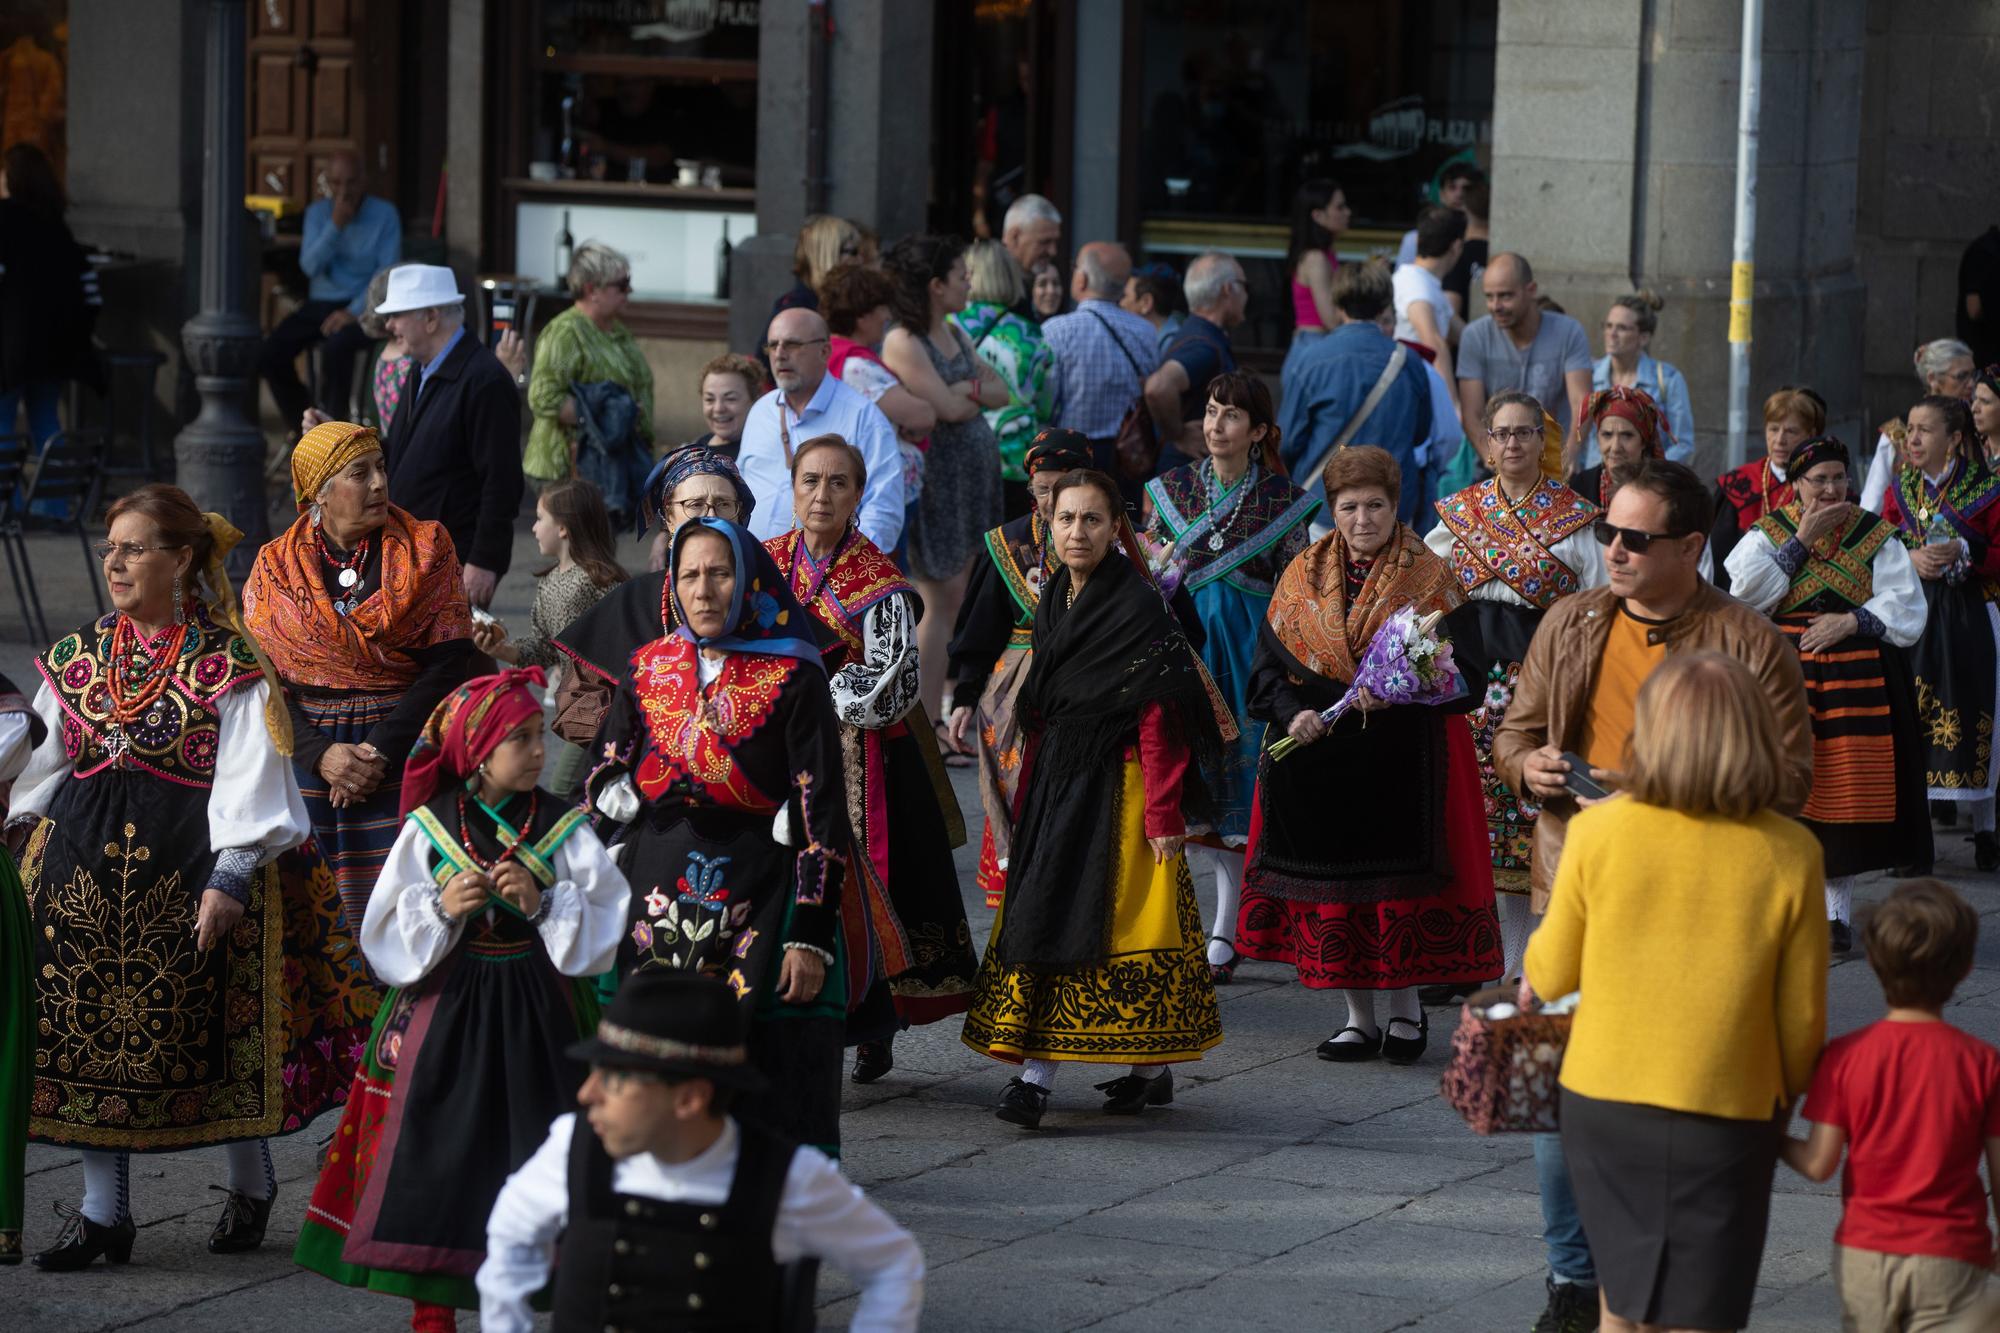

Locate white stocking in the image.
[225,1138,275,1202]
[1200,845,1245,966]
[80,1150,130,1226]
[1332,989,1378,1043]
[1022,1059,1059,1089]
[1498,893,1539,984]
[1385,986,1422,1027]
[1973,797,1996,833]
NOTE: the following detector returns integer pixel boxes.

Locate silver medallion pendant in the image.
[1207,531,1226,552]
[1027,567,1045,592]
[338,567,360,589]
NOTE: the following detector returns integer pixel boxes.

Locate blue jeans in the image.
[1535,1131,1595,1283]
[0,380,62,447]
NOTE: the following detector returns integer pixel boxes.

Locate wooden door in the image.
[246,0,399,216]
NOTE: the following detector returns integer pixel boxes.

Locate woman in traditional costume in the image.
[962,468,1226,1129]
[1724,434,1930,952]
[1142,372,1318,984]
[768,433,978,1086]
[946,428,1091,909]
[1710,386,1827,591]
[1424,391,1601,989]
[294,669,626,1332]
[0,676,46,1265]
[1570,385,1669,510]
[1237,447,1500,1066]
[548,443,755,751]
[9,484,363,1269]
[588,517,853,1155]
[244,420,474,938]
[1881,395,2000,870]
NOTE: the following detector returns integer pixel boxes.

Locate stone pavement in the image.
[2,526,1996,1330]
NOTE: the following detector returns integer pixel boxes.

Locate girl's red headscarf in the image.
[399,667,548,817]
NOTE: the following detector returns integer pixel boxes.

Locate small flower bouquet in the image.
[1268,606,1463,760]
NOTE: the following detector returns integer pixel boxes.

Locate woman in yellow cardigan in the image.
[1524,650,1827,1333]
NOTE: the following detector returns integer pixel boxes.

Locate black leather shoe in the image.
[1315,1026,1381,1062]
[1529,1276,1600,1333]
[1094,1068,1173,1115]
[1977,832,1999,873]
[851,1040,894,1085]
[1830,919,1853,955]
[207,1184,274,1254]
[995,1076,1050,1129]
[1380,1013,1430,1065]
[32,1202,135,1271]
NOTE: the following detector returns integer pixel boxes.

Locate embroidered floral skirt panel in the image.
[24,769,371,1150]
[961,757,1223,1065]
[1236,711,1501,990]
[1908,580,2000,801]
[1455,600,1544,895]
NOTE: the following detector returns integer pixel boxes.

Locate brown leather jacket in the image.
[1491,582,1813,911]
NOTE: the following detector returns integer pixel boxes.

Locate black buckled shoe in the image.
[1380,1013,1430,1065]
[1207,936,1239,985]
[995,1076,1050,1129]
[851,1040,894,1085]
[1315,1025,1381,1062]
[207,1184,274,1254]
[32,1201,136,1271]
[1094,1068,1173,1115]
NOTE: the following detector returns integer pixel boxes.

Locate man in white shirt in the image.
[1393,205,1464,408]
[479,971,924,1332]
[739,308,905,550]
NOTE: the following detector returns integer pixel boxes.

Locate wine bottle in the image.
[556,209,575,292]
[716,217,733,300]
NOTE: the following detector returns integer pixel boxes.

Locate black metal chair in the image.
[14,428,108,642]
[0,433,41,640]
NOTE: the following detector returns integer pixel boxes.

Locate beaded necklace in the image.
[1200,458,1258,552]
[105,613,191,765]
[1025,511,1053,594]
[457,788,538,871]
[316,526,371,616]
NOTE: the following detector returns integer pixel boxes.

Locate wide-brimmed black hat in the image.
[567,970,768,1090]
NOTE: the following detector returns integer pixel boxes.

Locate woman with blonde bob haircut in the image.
[1526,650,1828,1333]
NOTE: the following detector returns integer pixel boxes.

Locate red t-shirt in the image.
[1802,1020,2000,1267]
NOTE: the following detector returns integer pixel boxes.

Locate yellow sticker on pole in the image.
[1729,261,1753,343]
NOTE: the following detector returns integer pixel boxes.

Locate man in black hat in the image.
[476,971,924,1332]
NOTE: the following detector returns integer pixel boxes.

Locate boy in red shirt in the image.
[1783,878,2000,1330]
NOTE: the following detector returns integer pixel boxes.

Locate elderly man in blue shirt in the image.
[257,149,400,433]
[1280,258,1436,531]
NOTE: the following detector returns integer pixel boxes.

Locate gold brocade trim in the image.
[1753,506,1892,613]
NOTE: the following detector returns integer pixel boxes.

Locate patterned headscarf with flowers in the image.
[668,516,824,671]
[399,667,550,816]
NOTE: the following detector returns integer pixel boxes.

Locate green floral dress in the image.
[953,301,1054,483]
[524,306,656,482]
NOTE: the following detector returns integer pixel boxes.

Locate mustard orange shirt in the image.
[1577,605,1669,775]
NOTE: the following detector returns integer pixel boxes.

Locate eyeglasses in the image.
[1592,519,1689,554]
[763,337,827,355]
[605,277,633,293]
[1487,427,1543,444]
[675,497,739,517]
[95,540,187,562]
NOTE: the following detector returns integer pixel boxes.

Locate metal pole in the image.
[176,0,269,576]
[1725,0,1764,469]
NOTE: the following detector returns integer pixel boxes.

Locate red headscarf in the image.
[1581,387,1672,503]
[399,667,548,817]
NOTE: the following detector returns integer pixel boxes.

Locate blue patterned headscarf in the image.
[638,443,757,539]
[669,517,823,671]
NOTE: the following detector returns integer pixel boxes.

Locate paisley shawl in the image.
[627,633,797,811]
[1753,503,1894,613]
[1144,464,1320,594]
[1434,477,1597,611]
[766,528,914,666]
[1266,522,1464,685]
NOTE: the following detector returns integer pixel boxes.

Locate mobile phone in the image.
[1558,751,1609,801]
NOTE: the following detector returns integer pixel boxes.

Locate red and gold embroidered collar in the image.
[767,529,912,665]
[1435,477,1596,611]
[629,635,795,811]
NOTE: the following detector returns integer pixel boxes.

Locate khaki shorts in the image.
[1834,1244,2000,1332]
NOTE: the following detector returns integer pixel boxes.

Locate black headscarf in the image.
[995,548,1222,970]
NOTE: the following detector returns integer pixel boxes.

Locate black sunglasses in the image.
[1592,518,1690,554]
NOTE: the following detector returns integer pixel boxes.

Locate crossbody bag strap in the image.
[1302,342,1408,495]
[1084,307,1146,386]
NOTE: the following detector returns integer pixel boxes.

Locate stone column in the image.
[175,0,268,571]
[1488,0,1867,471]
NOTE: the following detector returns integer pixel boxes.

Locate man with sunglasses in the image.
[738,307,904,551]
[1491,456,1811,1333]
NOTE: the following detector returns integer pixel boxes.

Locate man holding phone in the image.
[1489,457,1811,1333]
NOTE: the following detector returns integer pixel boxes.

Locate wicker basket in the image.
[1439,985,1572,1135]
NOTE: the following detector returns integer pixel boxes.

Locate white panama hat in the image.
[373,263,466,315]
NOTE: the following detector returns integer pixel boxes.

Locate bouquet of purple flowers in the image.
[1268,606,1464,760]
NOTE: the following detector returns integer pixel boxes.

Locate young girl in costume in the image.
[294,668,630,1331]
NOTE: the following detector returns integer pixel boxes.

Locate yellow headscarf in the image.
[292,421,382,513]
[1537,410,1566,480]
[199,511,294,756]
